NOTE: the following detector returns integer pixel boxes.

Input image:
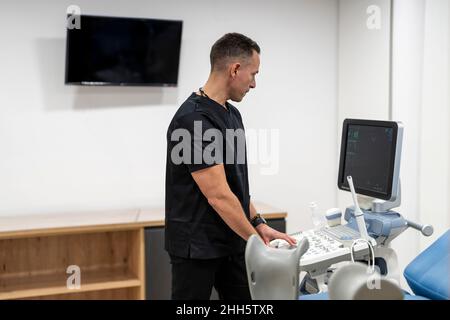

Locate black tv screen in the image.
[65,15,183,86]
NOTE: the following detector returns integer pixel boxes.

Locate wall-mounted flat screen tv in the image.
[65,15,183,86]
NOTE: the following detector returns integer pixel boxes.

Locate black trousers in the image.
[170,253,251,300]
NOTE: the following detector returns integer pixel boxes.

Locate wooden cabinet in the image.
[0,203,286,300]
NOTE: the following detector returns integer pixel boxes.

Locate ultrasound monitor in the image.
[337,119,403,201]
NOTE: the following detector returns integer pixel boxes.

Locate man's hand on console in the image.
[255,223,297,246]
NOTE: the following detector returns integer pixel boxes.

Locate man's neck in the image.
[199,76,229,108]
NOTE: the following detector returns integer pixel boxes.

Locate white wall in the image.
[391,0,450,254]
[337,0,392,208]
[417,0,450,248]
[390,0,425,289]
[361,0,449,289]
[391,0,450,288]
[0,0,338,236]
[339,0,450,290]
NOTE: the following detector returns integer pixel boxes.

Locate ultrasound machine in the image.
[270,119,434,293]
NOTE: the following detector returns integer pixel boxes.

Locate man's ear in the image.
[229,63,241,79]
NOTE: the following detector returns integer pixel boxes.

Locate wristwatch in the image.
[250,214,267,228]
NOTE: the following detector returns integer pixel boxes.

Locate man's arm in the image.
[191,164,257,241]
[249,201,258,220]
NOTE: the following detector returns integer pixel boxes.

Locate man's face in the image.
[229,50,260,102]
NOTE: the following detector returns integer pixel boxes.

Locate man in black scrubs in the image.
[165,33,296,300]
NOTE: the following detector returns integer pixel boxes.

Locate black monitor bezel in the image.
[337,118,399,200]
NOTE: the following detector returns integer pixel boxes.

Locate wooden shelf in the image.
[0,267,141,300]
[0,229,145,300]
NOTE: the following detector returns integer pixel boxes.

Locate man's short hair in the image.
[210,33,260,71]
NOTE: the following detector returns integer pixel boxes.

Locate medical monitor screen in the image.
[338,119,399,200]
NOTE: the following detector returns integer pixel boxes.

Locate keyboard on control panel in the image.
[270,226,362,267]
[291,229,347,265]
[269,225,370,270]
[321,224,360,241]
